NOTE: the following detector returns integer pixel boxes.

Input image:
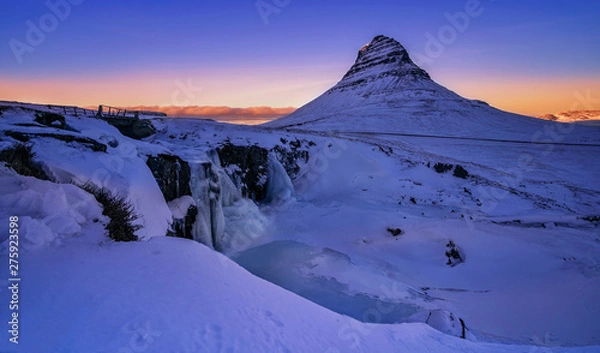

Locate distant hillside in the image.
[538,110,600,123]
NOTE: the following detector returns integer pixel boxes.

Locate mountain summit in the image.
[265,35,560,139]
[331,35,431,93]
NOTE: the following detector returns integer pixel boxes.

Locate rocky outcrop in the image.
[147,145,293,249]
[167,196,198,241]
[445,240,464,267]
[34,112,69,130]
[4,130,107,152]
[386,227,403,236]
[217,142,269,201]
[146,154,195,239]
[146,154,192,202]
[433,163,453,174]
[101,117,156,139]
[332,35,431,93]
[453,165,469,179]
[270,138,311,180]
[432,162,469,179]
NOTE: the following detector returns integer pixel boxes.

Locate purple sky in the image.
[1,0,599,118]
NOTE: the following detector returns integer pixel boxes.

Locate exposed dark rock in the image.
[410,197,417,204]
[386,227,403,236]
[432,163,469,179]
[146,154,192,202]
[445,240,464,267]
[333,35,431,93]
[169,205,198,240]
[100,117,156,139]
[289,139,302,149]
[581,215,600,223]
[4,130,107,152]
[270,144,309,180]
[453,165,469,179]
[377,145,393,156]
[34,112,69,130]
[217,142,269,201]
[434,163,453,173]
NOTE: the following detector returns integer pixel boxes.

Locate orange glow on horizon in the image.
[1,73,598,119]
[434,74,600,116]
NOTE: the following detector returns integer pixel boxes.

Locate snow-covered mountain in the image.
[266,36,598,143]
[539,110,600,124]
[1,38,600,352]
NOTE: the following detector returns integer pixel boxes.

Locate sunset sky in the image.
[1,0,599,121]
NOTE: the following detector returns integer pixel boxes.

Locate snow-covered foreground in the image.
[2,227,593,353]
[1,95,599,351]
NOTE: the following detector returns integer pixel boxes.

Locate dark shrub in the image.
[81,182,141,242]
[0,143,49,180]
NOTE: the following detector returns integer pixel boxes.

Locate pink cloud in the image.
[116,105,296,121]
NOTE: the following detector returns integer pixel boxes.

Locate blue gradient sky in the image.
[1,0,599,116]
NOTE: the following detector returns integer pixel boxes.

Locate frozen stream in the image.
[233,240,421,324]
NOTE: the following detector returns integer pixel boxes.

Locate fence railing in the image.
[96,105,140,119]
[41,104,97,117]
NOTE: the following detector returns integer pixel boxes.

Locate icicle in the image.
[264,152,295,203]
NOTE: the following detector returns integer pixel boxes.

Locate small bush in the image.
[0,143,49,180]
[81,182,140,242]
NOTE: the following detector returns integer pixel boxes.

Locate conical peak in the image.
[331,35,431,93]
[357,35,408,61]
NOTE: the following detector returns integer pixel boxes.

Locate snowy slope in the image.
[265,36,600,144]
[1,213,594,353]
[1,93,600,351]
[0,106,173,239]
[151,117,600,347]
